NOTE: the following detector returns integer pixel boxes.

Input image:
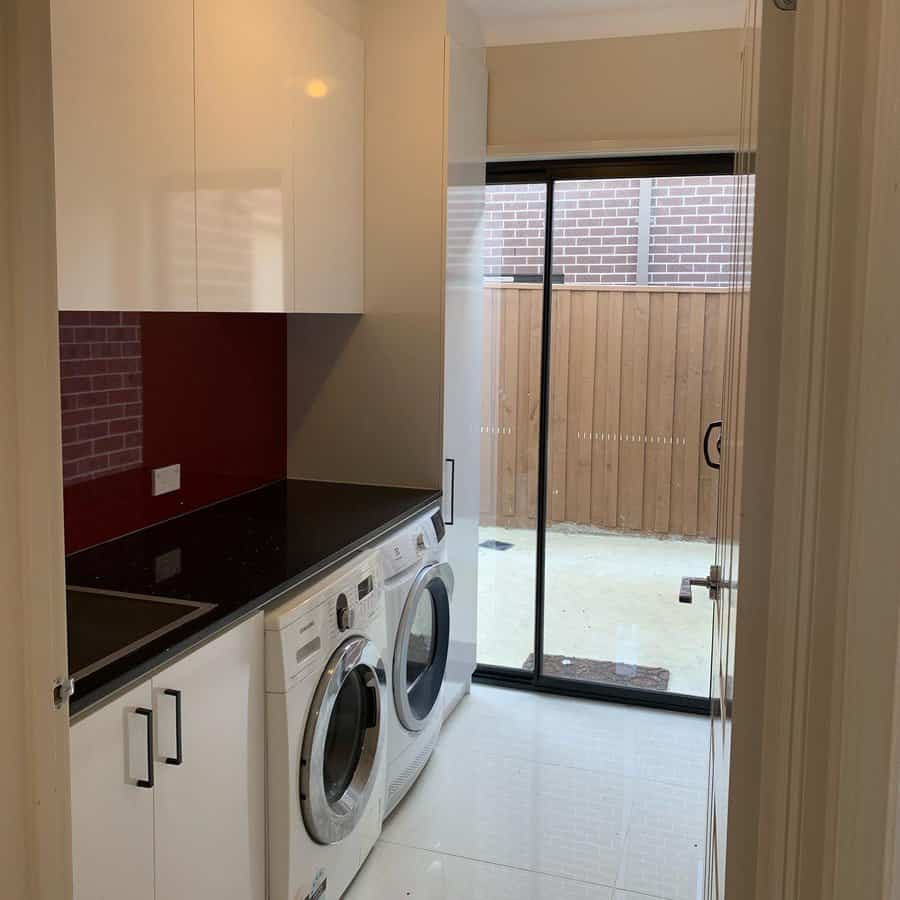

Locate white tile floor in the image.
[346,685,710,900]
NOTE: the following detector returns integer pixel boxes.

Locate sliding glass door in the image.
[476,155,751,713]
[477,183,546,672]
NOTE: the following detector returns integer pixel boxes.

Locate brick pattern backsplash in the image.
[485,175,755,288]
[59,311,143,486]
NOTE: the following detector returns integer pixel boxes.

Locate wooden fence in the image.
[481,284,733,540]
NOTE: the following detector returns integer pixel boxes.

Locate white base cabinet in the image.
[70,614,265,900]
[70,681,156,900]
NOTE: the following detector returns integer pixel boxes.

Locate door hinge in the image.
[53,677,75,709]
[774,0,796,10]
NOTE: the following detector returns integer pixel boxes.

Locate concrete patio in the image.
[477,525,715,697]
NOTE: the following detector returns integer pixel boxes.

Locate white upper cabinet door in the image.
[152,615,266,900]
[194,0,295,312]
[293,1,365,313]
[51,0,197,311]
[70,682,156,900]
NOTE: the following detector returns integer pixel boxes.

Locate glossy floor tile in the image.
[346,842,615,899]
[353,685,709,900]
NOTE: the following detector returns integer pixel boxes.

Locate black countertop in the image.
[66,479,441,718]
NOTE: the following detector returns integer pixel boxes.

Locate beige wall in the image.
[486,28,743,158]
[287,0,449,488]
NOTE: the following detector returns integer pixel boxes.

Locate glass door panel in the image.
[476,182,546,671]
[541,173,751,700]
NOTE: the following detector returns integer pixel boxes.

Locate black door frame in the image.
[474,153,737,716]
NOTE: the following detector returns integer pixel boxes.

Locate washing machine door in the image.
[394,561,454,732]
[300,636,386,845]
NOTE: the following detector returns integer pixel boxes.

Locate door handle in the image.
[163,689,183,766]
[444,458,455,525]
[679,565,725,603]
[704,421,723,470]
[135,707,154,789]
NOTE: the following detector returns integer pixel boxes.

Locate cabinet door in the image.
[442,41,487,714]
[195,0,294,312]
[70,682,155,900]
[152,615,266,900]
[51,0,197,311]
[293,2,365,313]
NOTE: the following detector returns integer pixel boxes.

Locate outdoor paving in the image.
[477,525,715,698]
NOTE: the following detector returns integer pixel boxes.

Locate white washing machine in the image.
[265,551,387,900]
[378,508,456,817]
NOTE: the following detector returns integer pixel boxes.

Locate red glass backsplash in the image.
[61,311,287,554]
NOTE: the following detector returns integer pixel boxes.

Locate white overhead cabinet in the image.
[194,0,295,313]
[293,2,365,313]
[69,615,265,900]
[51,0,365,314]
[51,0,198,311]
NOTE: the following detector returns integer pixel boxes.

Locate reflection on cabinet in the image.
[195,0,295,313]
[294,2,365,313]
[69,614,265,900]
[52,0,365,314]
[152,616,266,900]
[51,0,197,312]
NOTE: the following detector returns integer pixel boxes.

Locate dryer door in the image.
[394,562,454,732]
[301,636,386,845]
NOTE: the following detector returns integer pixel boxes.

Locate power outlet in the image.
[152,464,181,497]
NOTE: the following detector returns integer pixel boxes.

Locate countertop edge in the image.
[69,490,442,723]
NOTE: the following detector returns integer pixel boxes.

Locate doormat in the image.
[523,654,671,691]
[479,539,514,551]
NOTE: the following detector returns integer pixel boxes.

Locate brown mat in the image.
[523,654,670,691]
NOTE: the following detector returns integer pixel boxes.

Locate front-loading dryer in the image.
[378,508,454,817]
[265,551,387,900]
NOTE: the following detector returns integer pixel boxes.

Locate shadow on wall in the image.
[286,313,361,468]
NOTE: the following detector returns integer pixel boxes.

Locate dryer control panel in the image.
[379,508,444,580]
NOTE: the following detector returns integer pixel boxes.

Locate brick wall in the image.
[485,175,754,288]
[59,311,143,485]
[648,175,754,286]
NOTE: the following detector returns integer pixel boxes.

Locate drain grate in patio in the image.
[523,654,670,691]
[479,539,514,551]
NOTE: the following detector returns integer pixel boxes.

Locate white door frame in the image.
[1,1,72,897]
[728,0,900,897]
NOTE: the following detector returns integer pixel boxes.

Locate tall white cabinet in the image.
[51,0,197,312]
[69,615,265,900]
[51,0,365,314]
[442,31,488,713]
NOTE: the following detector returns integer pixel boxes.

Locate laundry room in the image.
[11,0,793,898]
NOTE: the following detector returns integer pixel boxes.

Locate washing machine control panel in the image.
[332,571,379,635]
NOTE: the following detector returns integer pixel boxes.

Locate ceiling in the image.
[467,0,745,47]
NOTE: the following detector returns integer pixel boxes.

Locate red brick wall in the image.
[485,175,754,288]
[59,312,144,485]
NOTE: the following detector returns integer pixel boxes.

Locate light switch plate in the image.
[152,464,181,497]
